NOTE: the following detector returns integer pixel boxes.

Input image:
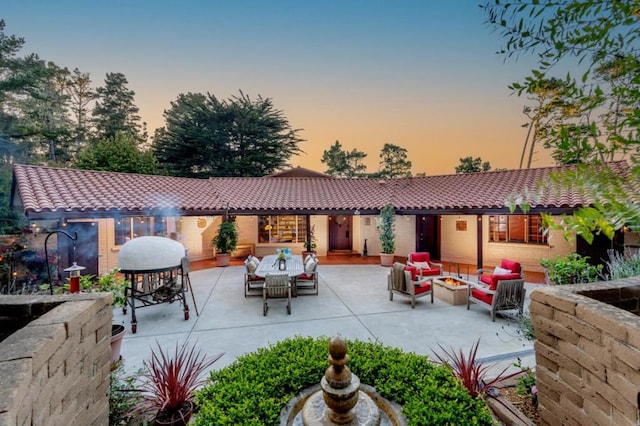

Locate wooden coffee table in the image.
[432,276,471,306]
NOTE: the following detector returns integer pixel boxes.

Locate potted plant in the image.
[302,225,317,257]
[93,268,129,365]
[138,341,224,426]
[377,203,396,266]
[212,220,238,267]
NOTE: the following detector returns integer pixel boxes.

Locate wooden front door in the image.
[329,215,352,251]
[415,215,440,260]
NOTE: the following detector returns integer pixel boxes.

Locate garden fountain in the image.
[281,335,404,425]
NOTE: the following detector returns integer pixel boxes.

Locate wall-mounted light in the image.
[354,209,360,216]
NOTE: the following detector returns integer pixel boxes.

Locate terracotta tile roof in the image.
[13,165,222,216]
[12,161,633,218]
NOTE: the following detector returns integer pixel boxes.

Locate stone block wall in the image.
[0,294,112,426]
[530,279,640,426]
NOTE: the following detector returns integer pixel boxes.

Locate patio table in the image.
[255,254,305,296]
[255,254,304,278]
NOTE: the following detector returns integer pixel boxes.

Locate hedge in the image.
[195,335,494,425]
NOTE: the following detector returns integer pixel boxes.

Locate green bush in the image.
[109,361,142,425]
[195,336,494,425]
[540,252,603,284]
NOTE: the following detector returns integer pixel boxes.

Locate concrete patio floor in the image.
[114,264,539,377]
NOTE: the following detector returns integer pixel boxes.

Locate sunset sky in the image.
[1,0,555,175]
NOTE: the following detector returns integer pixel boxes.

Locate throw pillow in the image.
[413,261,431,270]
[493,266,511,275]
[305,259,317,274]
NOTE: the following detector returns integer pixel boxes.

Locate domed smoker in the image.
[118,236,192,334]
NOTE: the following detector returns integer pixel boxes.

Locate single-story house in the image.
[9,162,634,278]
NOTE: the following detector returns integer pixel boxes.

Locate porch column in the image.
[476,215,483,270]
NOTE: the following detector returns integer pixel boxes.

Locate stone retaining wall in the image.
[0,294,112,426]
[530,278,640,426]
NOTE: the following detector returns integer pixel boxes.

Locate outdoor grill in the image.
[118,236,192,333]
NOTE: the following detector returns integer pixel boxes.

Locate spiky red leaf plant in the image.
[432,338,521,399]
[138,340,224,423]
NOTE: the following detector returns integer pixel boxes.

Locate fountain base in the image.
[302,389,380,425]
[282,384,405,426]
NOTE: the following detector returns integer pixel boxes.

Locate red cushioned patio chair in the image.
[477,258,524,286]
[388,262,433,309]
[469,259,526,321]
[407,252,443,278]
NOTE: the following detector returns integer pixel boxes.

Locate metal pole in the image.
[44,230,78,295]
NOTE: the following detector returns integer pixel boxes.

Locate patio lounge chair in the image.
[477,258,523,285]
[467,278,526,321]
[244,255,264,297]
[388,262,433,308]
[407,252,443,278]
[263,273,291,316]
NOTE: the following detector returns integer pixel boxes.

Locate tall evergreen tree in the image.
[455,156,491,173]
[65,68,97,159]
[321,140,367,177]
[92,72,145,143]
[12,62,73,165]
[153,91,304,177]
[75,132,157,174]
[378,143,412,178]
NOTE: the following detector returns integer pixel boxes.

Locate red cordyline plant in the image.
[432,338,521,399]
[138,340,224,423]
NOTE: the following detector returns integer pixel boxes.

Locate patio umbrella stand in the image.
[118,236,192,333]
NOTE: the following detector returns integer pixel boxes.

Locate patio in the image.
[114,263,540,376]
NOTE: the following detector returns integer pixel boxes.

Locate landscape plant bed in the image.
[489,376,539,425]
[196,335,495,425]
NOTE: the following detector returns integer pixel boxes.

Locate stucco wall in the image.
[482,217,573,273]
[394,215,416,257]
[440,215,478,264]
[0,294,111,426]
[91,213,575,274]
[439,215,574,273]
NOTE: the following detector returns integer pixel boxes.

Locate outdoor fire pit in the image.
[432,276,471,305]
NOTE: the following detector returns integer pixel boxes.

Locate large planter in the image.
[380,253,394,267]
[111,324,126,365]
[217,253,231,267]
[154,400,194,426]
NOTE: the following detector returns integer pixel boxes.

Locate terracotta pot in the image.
[217,253,231,267]
[380,253,395,267]
[110,324,126,365]
[154,400,194,426]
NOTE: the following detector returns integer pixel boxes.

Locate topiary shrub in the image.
[195,335,494,425]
